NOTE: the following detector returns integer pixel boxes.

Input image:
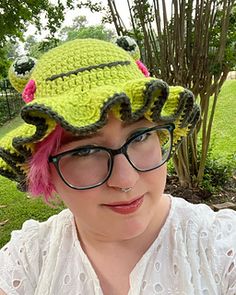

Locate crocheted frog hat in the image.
[0,38,200,191]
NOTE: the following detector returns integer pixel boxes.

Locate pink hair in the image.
[136,60,150,77]
[27,124,65,202]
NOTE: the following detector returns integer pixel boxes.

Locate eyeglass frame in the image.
[49,123,175,190]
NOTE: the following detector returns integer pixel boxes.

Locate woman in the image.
[0,38,235,295]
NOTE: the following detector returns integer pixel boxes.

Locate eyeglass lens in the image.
[57,126,172,189]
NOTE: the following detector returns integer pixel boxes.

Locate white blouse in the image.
[0,196,235,295]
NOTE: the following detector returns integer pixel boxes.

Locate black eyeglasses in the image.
[49,124,175,190]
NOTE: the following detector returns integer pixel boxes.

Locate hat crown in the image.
[32,39,144,99]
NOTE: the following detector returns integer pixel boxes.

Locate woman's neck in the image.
[75,195,171,295]
[76,194,171,260]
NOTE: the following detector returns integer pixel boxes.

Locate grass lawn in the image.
[0,177,63,248]
[0,116,24,138]
[210,80,236,157]
[0,80,235,248]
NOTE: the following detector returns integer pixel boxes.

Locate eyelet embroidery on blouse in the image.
[63,274,71,285]
[227,222,233,232]
[154,261,160,272]
[12,279,21,288]
[156,244,162,253]
[228,262,235,273]
[173,264,178,275]
[79,272,86,282]
[142,280,147,290]
[200,231,208,238]
[154,283,164,292]
[214,273,220,284]
[227,249,234,256]
[226,248,235,274]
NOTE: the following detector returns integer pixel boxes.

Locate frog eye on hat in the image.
[115,36,140,60]
[115,36,150,77]
[8,56,37,93]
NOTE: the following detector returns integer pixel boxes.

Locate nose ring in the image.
[120,187,132,193]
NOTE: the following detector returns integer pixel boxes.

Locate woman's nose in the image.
[106,154,139,190]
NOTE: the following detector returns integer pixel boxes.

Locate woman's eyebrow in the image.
[62,130,104,144]
[121,118,146,127]
[62,118,147,144]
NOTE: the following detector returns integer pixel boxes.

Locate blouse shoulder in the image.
[172,196,236,231]
[8,208,72,249]
[208,208,236,294]
[0,209,72,295]
[172,197,236,293]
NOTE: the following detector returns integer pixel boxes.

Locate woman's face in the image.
[50,114,168,242]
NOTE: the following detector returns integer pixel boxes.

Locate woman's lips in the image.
[103,196,144,214]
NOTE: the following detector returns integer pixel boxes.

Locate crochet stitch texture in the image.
[0,38,200,191]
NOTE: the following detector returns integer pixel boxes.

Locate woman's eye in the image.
[72,149,97,157]
[133,132,151,143]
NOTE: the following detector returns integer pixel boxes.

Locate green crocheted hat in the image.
[0,38,200,191]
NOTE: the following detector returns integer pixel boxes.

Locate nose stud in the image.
[120,187,132,193]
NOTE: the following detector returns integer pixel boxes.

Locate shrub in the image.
[201,151,236,192]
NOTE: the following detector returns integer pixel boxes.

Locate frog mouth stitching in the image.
[46,60,131,82]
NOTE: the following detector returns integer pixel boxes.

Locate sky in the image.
[25,0,131,40]
[23,0,172,51]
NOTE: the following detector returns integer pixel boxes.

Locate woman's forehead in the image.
[60,116,153,145]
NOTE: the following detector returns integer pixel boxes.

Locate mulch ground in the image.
[165,174,236,209]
